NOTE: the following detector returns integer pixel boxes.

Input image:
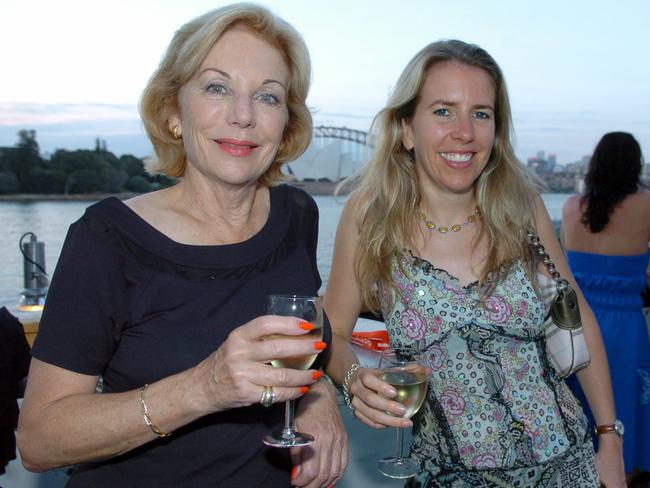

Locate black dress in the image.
[32,185,330,487]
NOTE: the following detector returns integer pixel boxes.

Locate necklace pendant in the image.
[451,224,462,232]
[437,226,449,234]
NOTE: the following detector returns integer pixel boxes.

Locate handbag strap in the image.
[526,228,569,294]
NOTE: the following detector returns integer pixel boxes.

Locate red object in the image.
[350,330,390,351]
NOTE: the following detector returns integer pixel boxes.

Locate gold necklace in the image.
[418,207,481,234]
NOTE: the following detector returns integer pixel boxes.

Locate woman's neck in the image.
[419,190,478,223]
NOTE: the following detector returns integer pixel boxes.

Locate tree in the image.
[0,171,19,194]
[17,129,39,155]
[11,130,43,192]
[124,175,151,193]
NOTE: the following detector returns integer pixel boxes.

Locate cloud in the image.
[0,103,151,157]
[0,102,140,126]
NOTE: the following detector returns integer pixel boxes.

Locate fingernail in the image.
[386,387,397,397]
[311,370,322,380]
[299,386,310,395]
[395,404,406,415]
[291,465,298,479]
[299,320,314,331]
[314,341,327,350]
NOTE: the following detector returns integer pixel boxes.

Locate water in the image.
[0,193,570,308]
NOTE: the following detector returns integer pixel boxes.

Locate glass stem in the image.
[396,427,404,459]
[282,400,296,439]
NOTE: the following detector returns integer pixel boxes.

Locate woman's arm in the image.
[323,197,365,384]
[533,196,625,487]
[323,197,412,430]
[18,316,322,471]
[292,378,347,488]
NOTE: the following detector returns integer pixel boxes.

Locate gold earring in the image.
[171,125,181,140]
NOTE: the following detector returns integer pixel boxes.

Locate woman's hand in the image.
[291,379,348,487]
[193,315,325,413]
[594,435,626,488]
[348,367,412,430]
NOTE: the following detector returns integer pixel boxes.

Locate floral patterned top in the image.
[379,252,588,472]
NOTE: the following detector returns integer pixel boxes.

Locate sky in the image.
[1,0,649,165]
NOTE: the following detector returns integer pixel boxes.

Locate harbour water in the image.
[0,193,570,309]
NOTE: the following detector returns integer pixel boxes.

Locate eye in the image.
[205,82,228,96]
[474,111,491,120]
[256,92,280,105]
[433,108,450,117]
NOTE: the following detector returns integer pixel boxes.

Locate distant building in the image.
[287,130,368,182]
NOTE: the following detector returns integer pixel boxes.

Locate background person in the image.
[325,40,625,487]
[562,131,650,479]
[17,4,346,487]
[0,307,31,475]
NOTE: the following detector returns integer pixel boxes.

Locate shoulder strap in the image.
[527,228,569,294]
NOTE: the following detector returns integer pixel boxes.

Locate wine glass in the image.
[263,294,323,448]
[376,346,429,478]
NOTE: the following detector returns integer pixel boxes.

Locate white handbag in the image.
[528,229,591,379]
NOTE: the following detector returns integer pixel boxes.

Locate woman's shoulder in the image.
[276,183,317,210]
[562,194,581,212]
[626,189,650,206]
[82,195,152,236]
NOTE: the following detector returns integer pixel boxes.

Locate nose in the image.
[451,114,475,142]
[227,94,255,129]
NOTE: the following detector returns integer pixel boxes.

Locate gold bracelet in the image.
[139,384,172,438]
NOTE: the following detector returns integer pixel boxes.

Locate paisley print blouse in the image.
[379,252,588,472]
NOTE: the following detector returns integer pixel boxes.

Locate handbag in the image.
[528,229,591,379]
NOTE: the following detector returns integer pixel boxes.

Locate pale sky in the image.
[1,0,649,165]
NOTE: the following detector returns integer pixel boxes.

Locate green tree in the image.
[124,175,151,193]
[0,171,19,194]
[11,130,43,192]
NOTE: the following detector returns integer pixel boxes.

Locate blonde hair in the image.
[140,2,312,185]
[351,39,537,312]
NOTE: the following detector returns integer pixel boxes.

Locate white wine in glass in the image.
[263,295,323,448]
[377,347,429,479]
[268,314,323,370]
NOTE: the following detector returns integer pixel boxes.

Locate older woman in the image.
[17,4,346,487]
[324,40,625,487]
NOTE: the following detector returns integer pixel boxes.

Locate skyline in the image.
[1,0,649,164]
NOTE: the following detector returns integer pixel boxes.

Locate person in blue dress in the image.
[324,39,626,487]
[562,131,650,481]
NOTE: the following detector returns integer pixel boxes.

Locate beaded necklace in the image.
[418,207,481,234]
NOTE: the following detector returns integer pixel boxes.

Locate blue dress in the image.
[566,250,650,472]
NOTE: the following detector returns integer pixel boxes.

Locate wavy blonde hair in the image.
[140,3,312,185]
[351,39,537,312]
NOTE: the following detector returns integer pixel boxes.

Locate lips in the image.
[215,138,259,157]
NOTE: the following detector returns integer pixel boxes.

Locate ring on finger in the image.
[259,385,276,407]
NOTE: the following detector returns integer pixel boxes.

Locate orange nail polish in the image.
[311,371,322,380]
[314,341,327,350]
[299,386,309,394]
[291,466,298,479]
[299,320,314,331]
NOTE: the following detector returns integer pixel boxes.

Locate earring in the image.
[171,125,182,140]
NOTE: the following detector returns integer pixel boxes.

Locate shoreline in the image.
[0,181,344,202]
[0,192,138,202]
